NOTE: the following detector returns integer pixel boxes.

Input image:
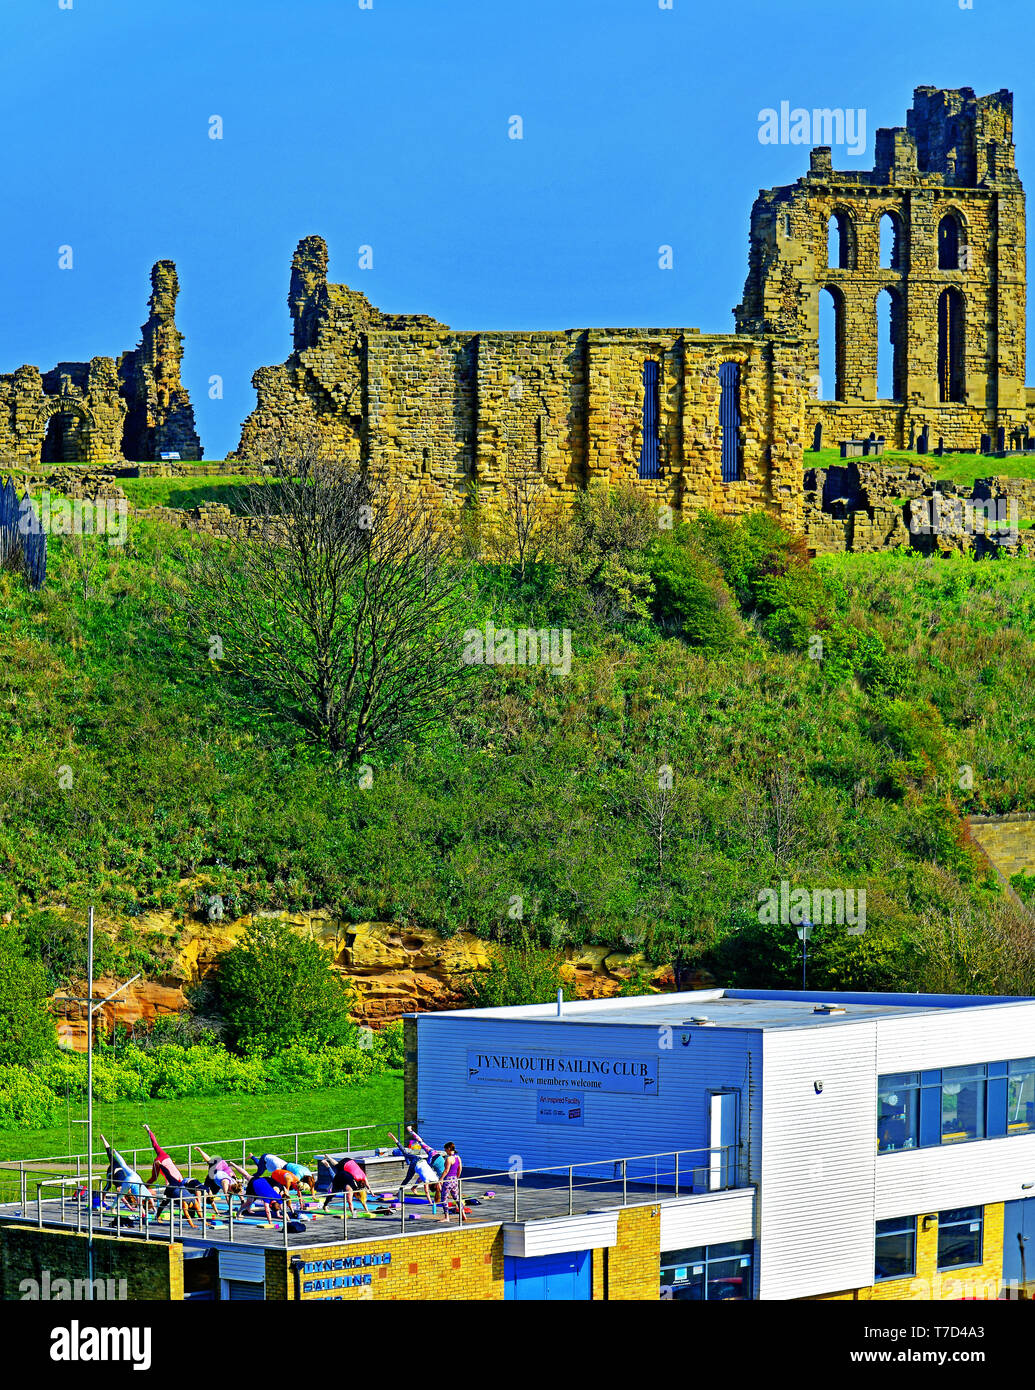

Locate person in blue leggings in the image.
[238,1173,287,1222]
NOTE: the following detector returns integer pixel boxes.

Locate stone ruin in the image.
[736,86,1029,453]
[5,83,1035,559]
[0,260,202,465]
[234,235,808,532]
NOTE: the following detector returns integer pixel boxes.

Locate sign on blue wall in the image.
[467,1049,658,1095]
[536,1089,585,1125]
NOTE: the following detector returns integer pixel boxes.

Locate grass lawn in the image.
[120,474,260,511]
[0,1072,403,1170]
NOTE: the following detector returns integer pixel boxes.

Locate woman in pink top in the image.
[438,1142,463,1223]
[320,1155,372,1215]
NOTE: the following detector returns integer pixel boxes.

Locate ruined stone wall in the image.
[0,261,201,465]
[0,359,127,464]
[237,237,808,531]
[736,87,1026,453]
[803,458,1035,557]
[118,260,203,461]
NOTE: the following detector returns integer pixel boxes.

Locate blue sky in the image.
[1,0,1031,457]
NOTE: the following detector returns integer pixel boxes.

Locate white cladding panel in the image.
[758,1023,878,1300]
[502,1210,619,1257]
[876,1133,1035,1216]
[415,1016,760,1173]
[875,1001,1035,1073]
[659,1188,756,1251]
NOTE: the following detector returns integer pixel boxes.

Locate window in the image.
[878,1073,920,1152]
[938,212,965,271]
[638,360,660,479]
[941,1064,986,1143]
[1008,1058,1035,1133]
[937,287,966,403]
[878,1059,1035,1150]
[879,211,903,271]
[827,211,856,270]
[875,1216,917,1281]
[876,287,904,402]
[661,1241,753,1301]
[818,285,846,401]
[937,1207,983,1271]
[718,362,742,483]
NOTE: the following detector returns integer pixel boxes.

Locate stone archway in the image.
[41,400,91,463]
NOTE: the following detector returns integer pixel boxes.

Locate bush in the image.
[0,930,55,1066]
[647,534,745,652]
[0,1068,60,1129]
[213,921,358,1055]
[3,1035,405,1130]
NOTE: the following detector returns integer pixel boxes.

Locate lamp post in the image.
[796,920,814,990]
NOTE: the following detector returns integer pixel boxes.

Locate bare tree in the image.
[185,431,475,763]
[495,457,550,581]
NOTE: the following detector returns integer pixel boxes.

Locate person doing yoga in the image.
[317,1155,372,1215]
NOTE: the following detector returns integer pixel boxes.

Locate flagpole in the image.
[87,904,94,1299]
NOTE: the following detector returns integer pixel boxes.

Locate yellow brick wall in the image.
[810,1203,1004,1301]
[236,238,807,534]
[593,1204,661,1301]
[274,1224,505,1301]
[275,1202,663,1301]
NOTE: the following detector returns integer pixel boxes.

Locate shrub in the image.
[0,929,55,1066]
[213,921,358,1055]
[647,535,744,652]
[460,931,567,1008]
[0,1068,60,1129]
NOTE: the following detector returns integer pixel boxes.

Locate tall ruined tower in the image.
[735,87,1026,450]
[119,260,203,460]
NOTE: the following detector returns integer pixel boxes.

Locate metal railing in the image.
[0,1120,408,1208]
[10,1142,745,1248]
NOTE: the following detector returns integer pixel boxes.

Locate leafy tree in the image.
[213,921,357,1054]
[0,929,55,1065]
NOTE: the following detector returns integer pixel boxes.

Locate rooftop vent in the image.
[813,1003,847,1015]
[682,1016,714,1026]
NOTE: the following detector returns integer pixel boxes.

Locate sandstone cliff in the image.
[47,906,691,1051]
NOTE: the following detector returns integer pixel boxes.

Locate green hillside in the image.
[2,501,1034,998]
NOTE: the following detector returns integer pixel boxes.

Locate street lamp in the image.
[796,920,814,990]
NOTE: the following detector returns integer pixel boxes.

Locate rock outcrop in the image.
[45,903,694,1051]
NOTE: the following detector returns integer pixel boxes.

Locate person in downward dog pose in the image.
[317,1155,373,1215]
[143,1124,184,1187]
[282,1161,316,1194]
[195,1149,244,1202]
[99,1135,156,1219]
[237,1172,289,1223]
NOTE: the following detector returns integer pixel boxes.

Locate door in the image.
[708,1089,740,1191]
[504,1250,591,1300]
[1003,1197,1035,1291]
